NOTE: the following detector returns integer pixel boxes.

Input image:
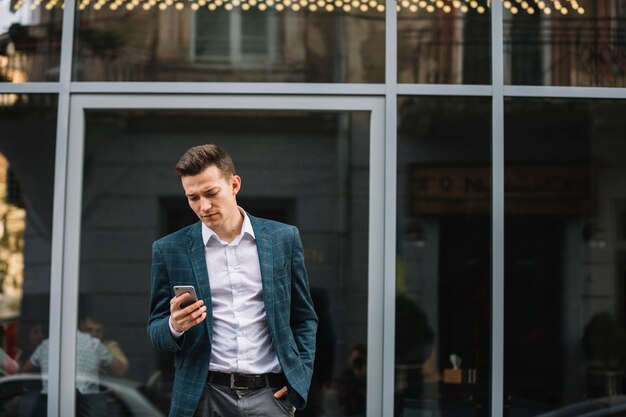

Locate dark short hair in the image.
[175,144,236,178]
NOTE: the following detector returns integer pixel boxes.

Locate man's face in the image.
[79,318,104,339]
[181,165,241,232]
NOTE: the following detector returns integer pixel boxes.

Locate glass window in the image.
[504,0,626,87]
[0,94,56,413]
[195,9,270,60]
[505,99,626,415]
[398,2,491,84]
[72,5,384,82]
[396,96,491,417]
[195,9,232,59]
[76,109,371,416]
[0,2,63,82]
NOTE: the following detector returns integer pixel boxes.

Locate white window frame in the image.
[61,94,386,417]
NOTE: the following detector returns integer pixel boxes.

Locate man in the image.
[79,313,129,376]
[22,329,126,417]
[147,144,318,417]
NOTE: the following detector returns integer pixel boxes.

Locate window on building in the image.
[194,9,275,65]
[0,94,56,413]
[617,0,626,55]
[507,9,543,85]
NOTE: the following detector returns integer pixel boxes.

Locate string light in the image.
[8,0,588,15]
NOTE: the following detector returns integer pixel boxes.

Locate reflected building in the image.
[504,1,626,86]
[2,0,626,86]
[73,1,387,82]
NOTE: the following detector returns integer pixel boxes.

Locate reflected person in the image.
[17,322,45,370]
[338,344,367,417]
[147,144,318,417]
[0,346,19,375]
[79,313,129,376]
[21,329,126,417]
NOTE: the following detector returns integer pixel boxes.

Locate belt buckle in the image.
[230,373,249,390]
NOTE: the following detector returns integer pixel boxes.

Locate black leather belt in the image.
[207,371,286,390]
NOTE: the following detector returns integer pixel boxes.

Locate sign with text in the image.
[410,164,592,215]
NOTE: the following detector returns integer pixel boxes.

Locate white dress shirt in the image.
[170,209,281,375]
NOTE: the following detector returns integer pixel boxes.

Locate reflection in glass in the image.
[396,96,491,416]
[504,99,626,415]
[78,110,370,416]
[0,94,56,414]
[398,1,490,84]
[0,4,62,82]
[504,0,626,87]
[72,4,384,82]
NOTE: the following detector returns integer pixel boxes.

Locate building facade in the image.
[1,0,626,416]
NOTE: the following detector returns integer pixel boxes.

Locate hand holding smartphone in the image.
[173,285,199,308]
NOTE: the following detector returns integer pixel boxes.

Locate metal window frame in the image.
[1,0,626,415]
[491,3,505,416]
[64,93,385,417]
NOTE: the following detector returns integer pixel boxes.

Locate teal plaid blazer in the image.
[147,215,318,417]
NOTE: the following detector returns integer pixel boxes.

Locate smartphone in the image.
[173,285,199,308]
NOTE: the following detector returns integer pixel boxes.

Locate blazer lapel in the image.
[186,222,212,307]
[251,216,275,327]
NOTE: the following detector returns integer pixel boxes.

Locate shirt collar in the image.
[201,207,255,246]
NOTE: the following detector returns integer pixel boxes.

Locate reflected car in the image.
[534,396,626,417]
[0,373,166,417]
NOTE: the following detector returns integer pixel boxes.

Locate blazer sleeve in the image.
[289,226,318,383]
[147,240,184,352]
